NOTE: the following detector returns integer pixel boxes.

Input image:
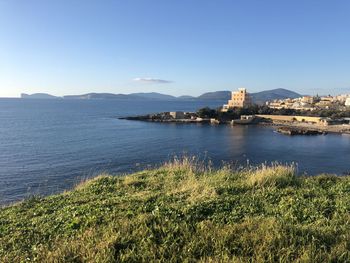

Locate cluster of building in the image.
[221,87,350,112]
[266,94,350,111]
[219,88,350,127]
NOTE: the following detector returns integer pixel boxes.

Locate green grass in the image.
[1,157,350,262]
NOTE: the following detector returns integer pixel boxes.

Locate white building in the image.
[345,98,350,107]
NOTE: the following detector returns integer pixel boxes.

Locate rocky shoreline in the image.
[276,126,327,136]
[119,112,350,135]
[119,116,211,124]
[263,122,350,135]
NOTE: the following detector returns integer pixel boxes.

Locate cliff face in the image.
[1,159,349,262]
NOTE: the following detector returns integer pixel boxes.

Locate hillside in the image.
[63,93,142,100]
[250,88,302,105]
[20,88,302,103]
[21,93,59,99]
[63,92,177,100]
[197,91,231,100]
[197,89,302,104]
[129,92,177,100]
[1,158,349,262]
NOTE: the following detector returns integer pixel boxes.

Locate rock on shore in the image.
[277,126,327,136]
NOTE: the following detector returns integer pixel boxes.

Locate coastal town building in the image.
[301,96,315,104]
[335,94,350,103]
[222,88,252,111]
[266,93,350,111]
[169,111,185,119]
[255,115,331,126]
[346,98,350,107]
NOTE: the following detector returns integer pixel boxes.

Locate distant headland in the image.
[20,88,301,104]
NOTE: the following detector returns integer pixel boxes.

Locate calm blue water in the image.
[0,98,350,205]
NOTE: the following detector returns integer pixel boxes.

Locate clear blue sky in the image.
[1,0,350,97]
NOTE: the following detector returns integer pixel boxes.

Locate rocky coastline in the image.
[119,111,350,135]
[276,126,327,136]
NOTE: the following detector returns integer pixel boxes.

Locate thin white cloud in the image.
[133,77,173,84]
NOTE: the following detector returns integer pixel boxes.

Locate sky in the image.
[0,0,350,97]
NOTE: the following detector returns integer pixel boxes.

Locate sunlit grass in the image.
[245,163,297,187]
[0,158,349,262]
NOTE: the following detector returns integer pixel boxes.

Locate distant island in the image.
[21,93,59,99]
[20,88,301,104]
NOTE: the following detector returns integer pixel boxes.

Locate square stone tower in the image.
[223,88,252,111]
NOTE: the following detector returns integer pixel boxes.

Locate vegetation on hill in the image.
[1,158,350,262]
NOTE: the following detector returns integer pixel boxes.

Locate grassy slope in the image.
[1,159,350,262]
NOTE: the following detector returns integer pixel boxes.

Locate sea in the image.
[1,98,350,205]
